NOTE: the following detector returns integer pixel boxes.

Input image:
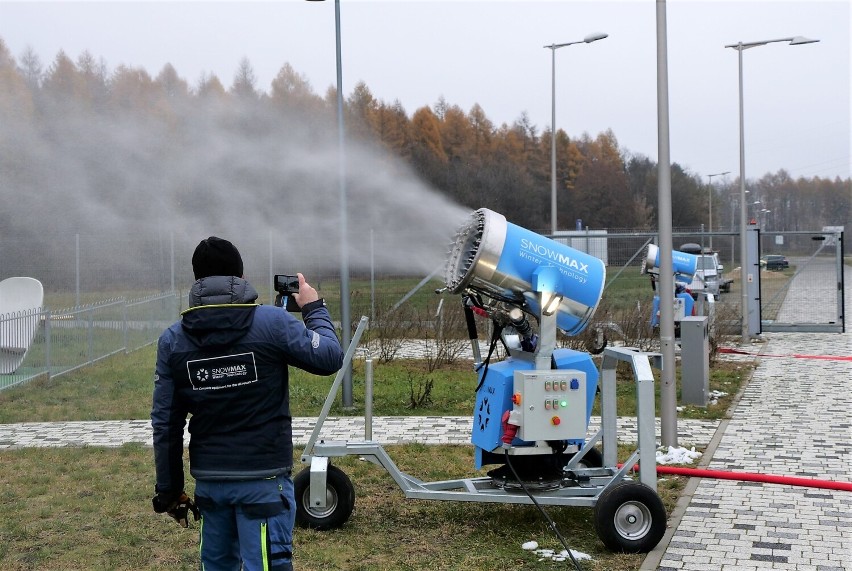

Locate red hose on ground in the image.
[626,464,852,491]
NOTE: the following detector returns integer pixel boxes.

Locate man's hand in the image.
[293,272,320,308]
[152,491,200,528]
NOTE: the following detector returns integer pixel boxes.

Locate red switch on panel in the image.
[551,416,561,426]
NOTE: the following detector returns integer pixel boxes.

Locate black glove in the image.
[152,491,200,528]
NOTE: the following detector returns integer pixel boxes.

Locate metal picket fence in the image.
[0,292,179,391]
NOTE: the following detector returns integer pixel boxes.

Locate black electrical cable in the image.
[473,323,503,393]
[503,449,583,571]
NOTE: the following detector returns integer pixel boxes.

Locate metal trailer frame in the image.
[299,316,662,516]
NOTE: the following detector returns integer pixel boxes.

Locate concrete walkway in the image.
[0,415,720,451]
[647,332,852,571]
[645,261,852,571]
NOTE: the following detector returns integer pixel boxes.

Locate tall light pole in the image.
[758,208,771,257]
[310,0,352,405]
[751,200,762,223]
[725,36,819,343]
[706,171,729,250]
[545,32,607,235]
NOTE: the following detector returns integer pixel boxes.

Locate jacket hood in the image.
[182,276,259,348]
[188,276,258,307]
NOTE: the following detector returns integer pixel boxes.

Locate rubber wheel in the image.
[585,330,608,355]
[575,446,603,468]
[293,464,355,530]
[593,481,666,553]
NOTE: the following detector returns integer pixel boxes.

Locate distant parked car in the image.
[678,243,732,294]
[688,253,722,297]
[760,254,789,270]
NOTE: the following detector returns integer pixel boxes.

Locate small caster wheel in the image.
[594,481,666,553]
[293,464,355,530]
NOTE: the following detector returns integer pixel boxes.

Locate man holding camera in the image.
[151,236,344,571]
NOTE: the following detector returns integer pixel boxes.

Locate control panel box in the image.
[511,369,587,442]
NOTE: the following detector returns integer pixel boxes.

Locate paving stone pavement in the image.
[0,415,719,450]
[649,332,852,571]
[647,261,852,571]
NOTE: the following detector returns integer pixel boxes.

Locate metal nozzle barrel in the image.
[444,208,606,336]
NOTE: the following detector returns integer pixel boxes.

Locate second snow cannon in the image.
[641,243,699,283]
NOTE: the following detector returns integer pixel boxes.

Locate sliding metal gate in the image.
[759,229,845,333]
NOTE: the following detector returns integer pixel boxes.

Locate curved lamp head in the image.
[727,36,820,50]
[790,36,819,45]
[584,32,608,43]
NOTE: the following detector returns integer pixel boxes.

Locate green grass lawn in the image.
[0,340,753,570]
[0,443,682,571]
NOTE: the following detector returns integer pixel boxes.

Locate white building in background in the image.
[553,230,608,265]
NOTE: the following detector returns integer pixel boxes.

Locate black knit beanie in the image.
[192,236,244,280]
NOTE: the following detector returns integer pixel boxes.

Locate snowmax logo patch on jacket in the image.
[187,352,259,390]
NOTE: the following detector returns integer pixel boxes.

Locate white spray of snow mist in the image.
[0,93,471,286]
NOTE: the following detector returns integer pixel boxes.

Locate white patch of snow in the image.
[525,544,593,562]
[536,548,593,562]
[657,445,702,465]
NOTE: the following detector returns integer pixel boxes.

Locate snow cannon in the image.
[443,209,607,486]
[444,208,606,336]
[641,244,697,327]
[642,243,698,284]
[294,208,668,555]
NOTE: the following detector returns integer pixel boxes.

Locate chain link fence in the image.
[4,226,839,390]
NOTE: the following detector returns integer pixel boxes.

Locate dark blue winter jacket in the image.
[151,276,343,495]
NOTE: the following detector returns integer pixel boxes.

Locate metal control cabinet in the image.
[512,369,587,441]
[680,316,709,406]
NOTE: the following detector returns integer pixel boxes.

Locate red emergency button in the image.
[551,416,561,426]
[512,393,522,405]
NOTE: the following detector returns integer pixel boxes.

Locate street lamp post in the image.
[758,208,771,257]
[725,36,818,343]
[545,32,607,235]
[310,0,352,405]
[706,171,729,250]
[751,200,762,224]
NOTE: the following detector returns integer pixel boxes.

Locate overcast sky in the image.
[1,0,849,183]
